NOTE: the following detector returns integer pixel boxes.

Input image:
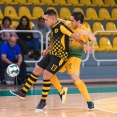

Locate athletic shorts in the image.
[37,53,66,74]
[59,57,82,75]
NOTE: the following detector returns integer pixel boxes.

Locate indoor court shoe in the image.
[35,100,47,111]
[10,90,26,99]
[87,101,94,110]
[59,87,68,104]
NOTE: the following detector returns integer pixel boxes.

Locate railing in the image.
[0,30,44,66]
[93,30,117,66]
[1,30,117,67]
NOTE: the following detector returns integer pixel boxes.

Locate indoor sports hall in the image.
[0,0,117,117]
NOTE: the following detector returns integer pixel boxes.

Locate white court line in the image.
[94,97,117,114]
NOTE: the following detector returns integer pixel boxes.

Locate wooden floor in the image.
[0,88,117,117]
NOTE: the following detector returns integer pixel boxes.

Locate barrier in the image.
[93,30,117,66]
[1,30,116,67]
[0,30,43,66]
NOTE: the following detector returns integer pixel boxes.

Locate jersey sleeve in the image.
[65,21,71,27]
[60,25,72,37]
[79,28,92,43]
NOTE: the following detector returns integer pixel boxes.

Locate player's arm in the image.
[78,30,96,42]
[57,18,66,24]
[60,25,87,46]
[17,54,22,67]
[71,33,88,46]
[60,25,93,53]
[1,54,13,65]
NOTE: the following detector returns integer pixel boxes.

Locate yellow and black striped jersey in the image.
[49,21,72,61]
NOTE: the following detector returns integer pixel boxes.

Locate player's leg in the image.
[71,73,94,109]
[67,57,94,110]
[10,54,50,99]
[36,70,52,110]
[50,75,68,104]
[10,65,44,99]
[36,55,66,110]
[50,64,68,104]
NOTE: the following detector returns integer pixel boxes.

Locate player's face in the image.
[70,16,79,29]
[43,15,54,27]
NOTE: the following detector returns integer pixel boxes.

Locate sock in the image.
[74,79,91,102]
[41,80,51,102]
[21,73,39,94]
[50,75,63,93]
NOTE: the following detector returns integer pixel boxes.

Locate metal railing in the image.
[0,30,44,66]
[1,30,116,67]
[93,30,117,66]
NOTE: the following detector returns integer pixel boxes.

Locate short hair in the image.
[2,16,12,25]
[71,12,84,23]
[44,9,56,16]
[38,16,45,21]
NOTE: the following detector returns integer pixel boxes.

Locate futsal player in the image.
[10,9,93,110]
[38,11,96,110]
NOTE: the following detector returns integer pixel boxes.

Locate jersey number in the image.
[51,64,58,71]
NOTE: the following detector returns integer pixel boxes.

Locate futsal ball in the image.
[6,64,20,77]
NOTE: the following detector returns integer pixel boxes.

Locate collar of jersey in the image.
[52,21,60,28]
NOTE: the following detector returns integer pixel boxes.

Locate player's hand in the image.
[41,50,47,56]
[83,44,94,54]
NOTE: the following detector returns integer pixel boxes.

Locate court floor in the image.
[0,84,117,117]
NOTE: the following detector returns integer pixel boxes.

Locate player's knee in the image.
[43,72,49,80]
[70,73,80,82]
[33,66,44,76]
[43,71,52,80]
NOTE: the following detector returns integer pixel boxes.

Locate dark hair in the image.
[71,12,84,23]
[18,15,30,30]
[38,16,45,21]
[2,16,12,25]
[44,9,56,16]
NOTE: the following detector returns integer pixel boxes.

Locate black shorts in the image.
[37,53,66,74]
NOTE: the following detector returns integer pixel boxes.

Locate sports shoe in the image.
[10,90,26,99]
[35,100,47,111]
[59,87,68,104]
[87,101,94,110]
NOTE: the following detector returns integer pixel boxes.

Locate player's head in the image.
[8,36,17,47]
[43,9,57,27]
[70,11,84,29]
